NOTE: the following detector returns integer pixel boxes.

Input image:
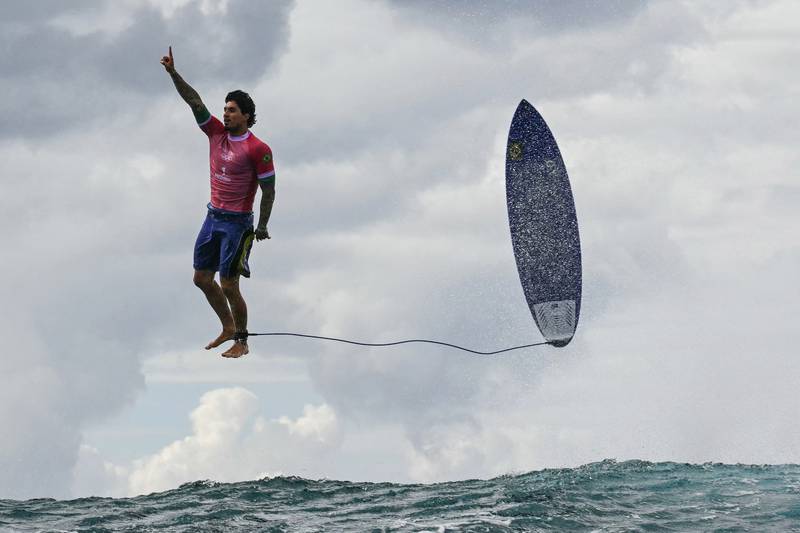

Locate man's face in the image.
[223,100,249,132]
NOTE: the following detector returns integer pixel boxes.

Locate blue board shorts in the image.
[193,205,255,278]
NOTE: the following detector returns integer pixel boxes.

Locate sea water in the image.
[2,460,800,532]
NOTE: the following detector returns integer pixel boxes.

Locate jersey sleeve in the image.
[252,142,276,184]
[198,112,225,137]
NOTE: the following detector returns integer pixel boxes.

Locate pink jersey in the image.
[199,114,275,213]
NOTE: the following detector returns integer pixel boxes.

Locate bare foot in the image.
[205,328,236,350]
[221,341,249,358]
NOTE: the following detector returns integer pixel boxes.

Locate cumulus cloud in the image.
[278,404,338,443]
[124,388,340,495]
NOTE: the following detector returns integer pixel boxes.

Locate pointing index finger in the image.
[169,46,173,61]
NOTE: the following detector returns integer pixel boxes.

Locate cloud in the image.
[2,0,799,499]
[142,349,308,384]
[278,404,338,443]
[125,387,340,495]
[71,445,129,498]
[264,1,700,170]
[0,302,143,499]
[0,0,295,499]
[0,0,293,139]
[260,0,800,481]
[389,0,649,37]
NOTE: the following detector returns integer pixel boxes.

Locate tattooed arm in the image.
[256,180,275,241]
[160,46,208,121]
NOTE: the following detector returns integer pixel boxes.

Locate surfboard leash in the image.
[236,331,553,355]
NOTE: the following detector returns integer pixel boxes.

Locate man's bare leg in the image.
[220,275,249,358]
[194,270,236,349]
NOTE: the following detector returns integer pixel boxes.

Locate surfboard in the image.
[506,99,582,347]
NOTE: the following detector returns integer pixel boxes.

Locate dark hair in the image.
[225,90,256,127]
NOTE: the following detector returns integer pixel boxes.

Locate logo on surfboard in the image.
[508,142,523,161]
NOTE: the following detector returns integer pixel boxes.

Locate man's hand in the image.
[160,46,175,73]
[162,47,205,113]
[256,227,271,241]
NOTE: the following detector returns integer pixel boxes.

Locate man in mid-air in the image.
[161,46,275,358]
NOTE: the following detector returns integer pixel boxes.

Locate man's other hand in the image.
[256,227,270,241]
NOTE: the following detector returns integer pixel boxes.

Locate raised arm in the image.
[160,46,209,122]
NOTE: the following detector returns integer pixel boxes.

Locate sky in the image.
[1,0,798,500]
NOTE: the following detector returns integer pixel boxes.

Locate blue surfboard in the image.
[506,100,581,347]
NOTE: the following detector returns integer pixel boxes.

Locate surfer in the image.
[160,46,276,358]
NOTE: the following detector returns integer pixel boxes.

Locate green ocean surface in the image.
[3,460,800,532]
